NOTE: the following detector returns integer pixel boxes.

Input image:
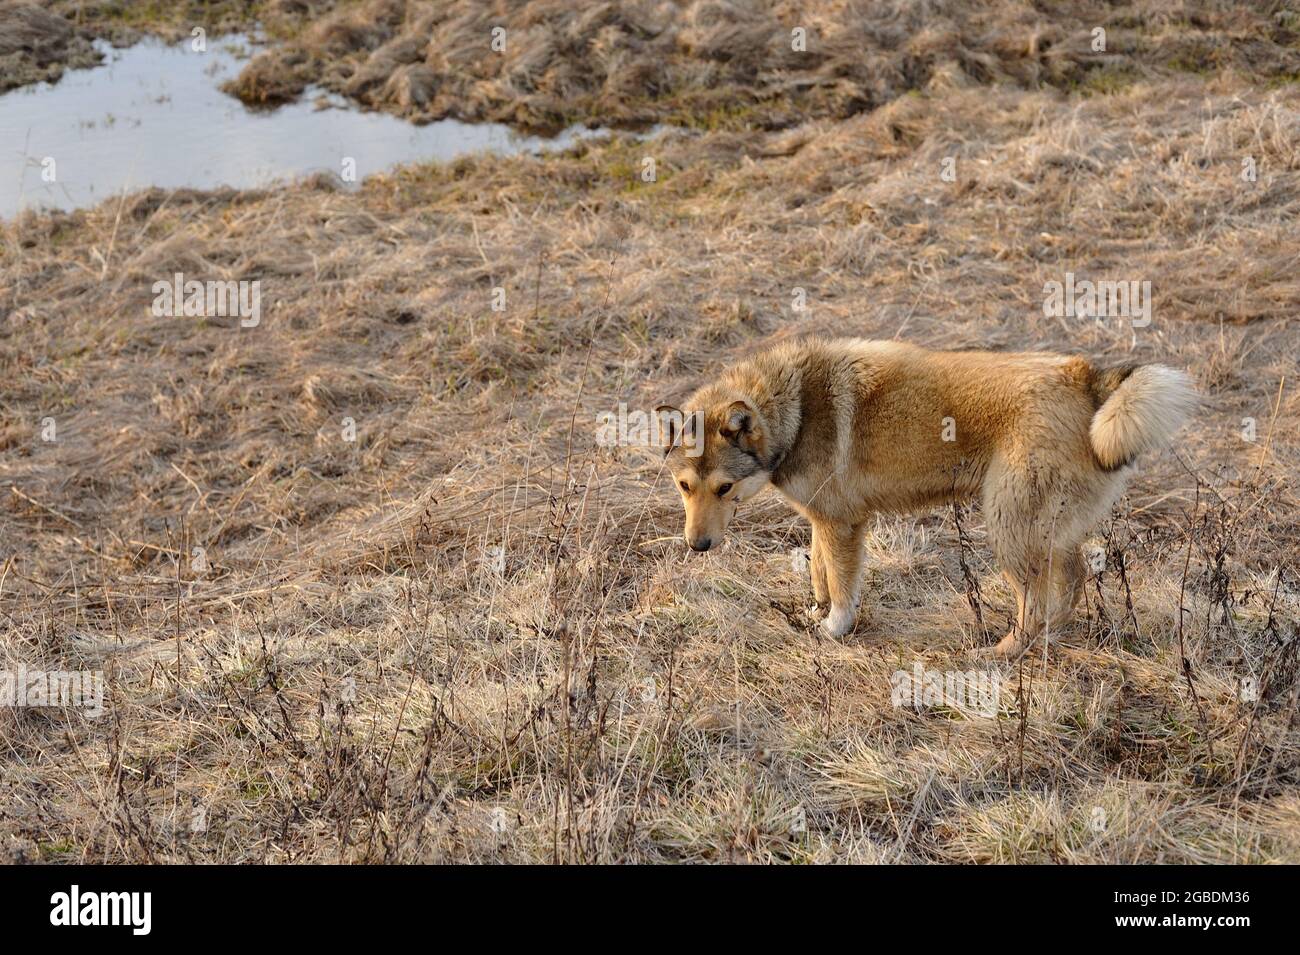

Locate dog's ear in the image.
[719,400,761,452]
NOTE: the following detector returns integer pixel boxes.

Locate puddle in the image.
[0,34,602,220]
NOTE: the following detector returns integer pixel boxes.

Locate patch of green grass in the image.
[672,100,766,133]
[1166,51,1217,76]
[1075,65,1141,97]
[39,838,77,860]
[1265,71,1300,89]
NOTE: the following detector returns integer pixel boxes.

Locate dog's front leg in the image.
[819,521,865,638]
[809,523,829,608]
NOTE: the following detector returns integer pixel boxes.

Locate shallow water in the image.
[0,35,597,219]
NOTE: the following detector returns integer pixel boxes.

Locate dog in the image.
[658,338,1196,657]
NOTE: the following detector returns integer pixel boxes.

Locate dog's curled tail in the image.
[1089,363,1197,470]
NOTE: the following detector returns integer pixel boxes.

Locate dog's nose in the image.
[688,537,712,552]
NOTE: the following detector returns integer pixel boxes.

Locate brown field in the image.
[1,1,1299,863]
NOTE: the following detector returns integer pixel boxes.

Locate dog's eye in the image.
[717,483,733,497]
[679,480,690,493]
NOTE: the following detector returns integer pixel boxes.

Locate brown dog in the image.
[660,338,1196,656]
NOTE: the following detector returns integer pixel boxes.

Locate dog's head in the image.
[658,395,775,552]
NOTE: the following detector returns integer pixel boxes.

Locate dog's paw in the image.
[820,603,856,638]
[972,631,1030,661]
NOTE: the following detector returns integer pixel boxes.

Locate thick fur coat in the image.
[661,338,1196,656]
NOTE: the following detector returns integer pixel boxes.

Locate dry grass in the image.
[10,1,1300,128]
[216,0,1300,130]
[1,6,1299,863]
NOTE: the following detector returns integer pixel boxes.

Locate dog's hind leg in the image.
[990,545,1084,658]
[818,521,866,638]
[981,453,1088,658]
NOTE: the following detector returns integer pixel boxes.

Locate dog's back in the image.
[753,338,1194,514]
